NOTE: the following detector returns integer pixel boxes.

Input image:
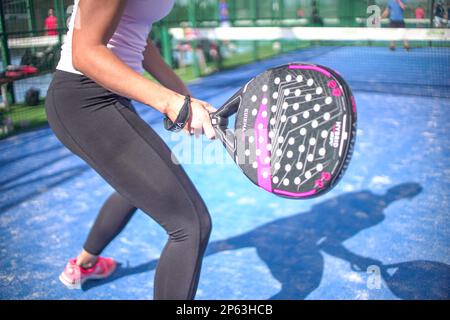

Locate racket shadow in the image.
[378,260,450,300]
[205,182,448,300]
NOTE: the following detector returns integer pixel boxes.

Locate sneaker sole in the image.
[59,262,117,290]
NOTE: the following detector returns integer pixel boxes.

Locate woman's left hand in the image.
[187,97,217,139]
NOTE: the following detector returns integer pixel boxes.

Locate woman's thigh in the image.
[46,82,209,232]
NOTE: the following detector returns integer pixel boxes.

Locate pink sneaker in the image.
[59,257,117,289]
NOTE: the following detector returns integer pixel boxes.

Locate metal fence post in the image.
[251,0,258,61]
[279,0,286,52]
[160,21,173,67]
[0,2,14,106]
[54,0,65,46]
[188,0,200,77]
[26,0,36,33]
[279,0,285,23]
[214,0,221,71]
[229,0,236,26]
[214,0,220,24]
[0,2,10,72]
[429,0,435,28]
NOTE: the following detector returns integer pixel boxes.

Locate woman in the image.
[45,0,215,300]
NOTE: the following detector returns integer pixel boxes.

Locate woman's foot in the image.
[59,256,117,289]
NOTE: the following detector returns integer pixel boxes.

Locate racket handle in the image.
[210,112,235,158]
[209,91,242,158]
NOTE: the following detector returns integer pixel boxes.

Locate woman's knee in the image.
[198,206,212,245]
[169,201,212,245]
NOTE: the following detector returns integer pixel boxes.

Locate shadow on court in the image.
[0,127,54,152]
[0,154,90,214]
[0,144,64,166]
[0,164,89,213]
[81,182,450,300]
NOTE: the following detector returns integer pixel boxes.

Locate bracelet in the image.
[163,95,191,132]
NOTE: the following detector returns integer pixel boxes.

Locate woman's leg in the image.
[45,72,212,299]
[75,191,136,269]
[79,191,137,262]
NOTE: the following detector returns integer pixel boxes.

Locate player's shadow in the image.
[81,182,450,299]
[205,182,449,300]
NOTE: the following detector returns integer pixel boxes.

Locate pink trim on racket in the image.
[274,189,317,197]
[288,65,331,78]
[255,99,272,192]
[351,96,357,113]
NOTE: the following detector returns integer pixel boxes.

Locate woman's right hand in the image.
[166,95,216,140]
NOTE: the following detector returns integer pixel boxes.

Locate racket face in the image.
[228,63,357,199]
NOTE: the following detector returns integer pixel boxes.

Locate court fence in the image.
[0,0,445,139]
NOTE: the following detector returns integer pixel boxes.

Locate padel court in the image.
[1,36,449,300]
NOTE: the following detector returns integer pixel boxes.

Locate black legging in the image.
[45,70,212,300]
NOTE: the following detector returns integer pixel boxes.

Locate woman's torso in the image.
[57,0,175,75]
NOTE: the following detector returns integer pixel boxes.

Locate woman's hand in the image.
[166,95,216,139]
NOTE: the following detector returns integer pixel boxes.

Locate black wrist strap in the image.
[163,95,191,132]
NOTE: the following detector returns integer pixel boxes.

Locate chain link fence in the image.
[0,0,440,138]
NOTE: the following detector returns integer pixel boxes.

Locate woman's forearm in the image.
[150,64,190,96]
[142,40,190,96]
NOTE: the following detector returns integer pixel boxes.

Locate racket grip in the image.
[209,92,241,157]
[210,112,229,128]
[210,112,236,158]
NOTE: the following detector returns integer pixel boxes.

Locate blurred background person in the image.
[447,4,450,27]
[433,1,446,27]
[382,0,410,51]
[415,4,425,27]
[311,0,324,26]
[195,42,210,74]
[297,6,305,19]
[66,5,74,28]
[44,8,57,36]
[219,0,230,27]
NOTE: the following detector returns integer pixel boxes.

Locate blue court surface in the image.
[1,46,449,300]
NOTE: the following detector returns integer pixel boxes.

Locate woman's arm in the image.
[72,0,215,138]
[73,0,181,115]
[142,40,190,96]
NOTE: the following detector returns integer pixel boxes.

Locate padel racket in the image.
[210,62,357,199]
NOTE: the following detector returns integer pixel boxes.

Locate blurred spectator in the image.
[195,43,210,74]
[44,8,58,36]
[415,4,425,27]
[415,4,425,19]
[297,7,305,19]
[382,0,410,51]
[311,0,324,26]
[209,42,221,71]
[448,5,450,27]
[66,5,74,28]
[433,1,446,27]
[219,0,230,27]
[174,42,189,69]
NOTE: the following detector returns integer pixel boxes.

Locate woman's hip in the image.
[45,70,137,157]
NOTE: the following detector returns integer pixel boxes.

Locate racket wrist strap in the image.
[164,95,191,132]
